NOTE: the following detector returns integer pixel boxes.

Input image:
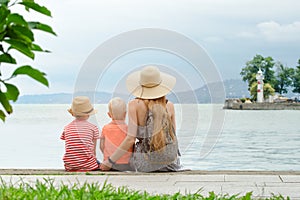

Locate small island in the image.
[223,99,300,110]
[224,56,300,110]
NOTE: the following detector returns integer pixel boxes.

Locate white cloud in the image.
[257,21,300,42]
[236,21,300,42]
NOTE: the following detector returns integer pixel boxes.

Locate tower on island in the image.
[256,68,264,103]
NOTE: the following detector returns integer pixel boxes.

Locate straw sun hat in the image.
[126,66,176,99]
[68,96,97,116]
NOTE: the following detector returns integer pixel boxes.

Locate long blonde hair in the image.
[142,96,176,151]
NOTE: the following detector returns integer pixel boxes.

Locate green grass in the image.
[0,178,290,200]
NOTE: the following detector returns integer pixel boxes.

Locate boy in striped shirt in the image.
[60,96,100,171]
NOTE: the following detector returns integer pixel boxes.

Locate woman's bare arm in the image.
[100,138,104,153]
[167,101,176,130]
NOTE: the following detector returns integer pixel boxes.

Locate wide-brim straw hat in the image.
[126,66,176,99]
[68,96,97,116]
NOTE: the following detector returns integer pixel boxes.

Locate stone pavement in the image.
[0,170,300,199]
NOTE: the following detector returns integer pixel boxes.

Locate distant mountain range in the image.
[16,79,249,104]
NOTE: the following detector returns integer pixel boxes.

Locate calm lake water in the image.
[0,104,299,170]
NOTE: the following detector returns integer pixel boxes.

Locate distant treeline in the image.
[16,79,249,104]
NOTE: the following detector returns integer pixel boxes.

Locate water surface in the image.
[0,104,299,170]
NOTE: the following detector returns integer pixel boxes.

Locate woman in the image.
[100,66,181,172]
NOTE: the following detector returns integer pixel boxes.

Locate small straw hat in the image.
[126,66,176,99]
[68,96,97,116]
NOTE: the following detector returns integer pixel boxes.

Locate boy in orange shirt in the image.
[100,97,133,171]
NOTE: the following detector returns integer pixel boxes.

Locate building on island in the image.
[256,68,264,103]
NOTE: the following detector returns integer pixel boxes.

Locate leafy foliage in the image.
[240,54,276,91]
[274,62,295,94]
[292,59,300,94]
[0,0,56,121]
[250,82,275,101]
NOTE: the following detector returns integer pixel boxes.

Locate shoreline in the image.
[224,99,300,110]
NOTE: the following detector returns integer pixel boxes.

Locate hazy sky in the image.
[4,0,300,95]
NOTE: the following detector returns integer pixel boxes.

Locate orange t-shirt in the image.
[101,121,133,164]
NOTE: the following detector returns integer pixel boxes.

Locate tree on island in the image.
[292,59,300,95]
[274,62,295,95]
[250,82,275,101]
[0,0,56,121]
[240,54,276,92]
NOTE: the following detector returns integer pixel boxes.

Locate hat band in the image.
[140,80,162,88]
[81,108,94,114]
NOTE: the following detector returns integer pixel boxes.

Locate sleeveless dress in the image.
[130,110,182,172]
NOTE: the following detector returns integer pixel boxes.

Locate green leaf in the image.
[21,0,34,11]
[0,90,12,114]
[0,53,17,64]
[0,4,10,23]
[0,110,5,122]
[7,24,34,42]
[7,13,28,26]
[6,26,34,44]
[31,43,50,52]
[0,4,9,33]
[4,39,35,59]
[5,83,20,102]
[0,0,10,6]
[12,65,49,87]
[19,2,52,17]
[31,43,43,51]
[28,22,56,36]
[243,192,252,200]
[0,30,6,40]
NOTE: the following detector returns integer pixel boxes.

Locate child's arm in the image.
[60,130,65,140]
[100,138,104,153]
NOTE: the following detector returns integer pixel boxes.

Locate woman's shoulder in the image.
[128,98,146,108]
[166,100,174,105]
[166,100,174,108]
[128,98,139,104]
[166,100,175,115]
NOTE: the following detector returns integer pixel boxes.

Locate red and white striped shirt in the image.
[61,119,100,171]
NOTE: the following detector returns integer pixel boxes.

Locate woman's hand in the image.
[100,160,112,171]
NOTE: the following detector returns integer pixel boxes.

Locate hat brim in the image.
[68,108,97,116]
[126,70,176,99]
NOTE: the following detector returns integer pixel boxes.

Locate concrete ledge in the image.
[1,169,300,175]
[224,101,300,110]
[1,169,300,198]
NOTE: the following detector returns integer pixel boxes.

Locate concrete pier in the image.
[1,169,300,199]
[223,99,300,110]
